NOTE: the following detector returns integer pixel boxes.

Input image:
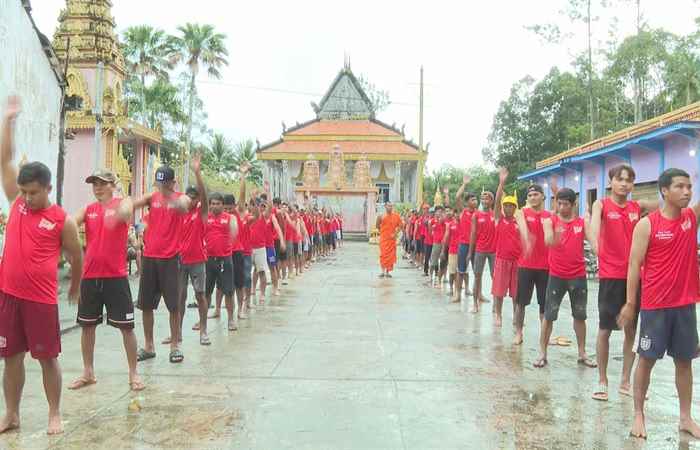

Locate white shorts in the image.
[336,230,341,240]
[303,239,310,252]
[252,247,270,276]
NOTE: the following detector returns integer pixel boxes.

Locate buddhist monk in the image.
[377,202,403,278]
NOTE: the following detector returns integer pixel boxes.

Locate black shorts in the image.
[515,268,549,314]
[324,234,331,246]
[276,240,287,261]
[232,251,245,289]
[137,256,180,313]
[416,239,424,254]
[78,278,134,329]
[638,304,698,360]
[544,276,587,322]
[205,256,234,297]
[598,278,640,330]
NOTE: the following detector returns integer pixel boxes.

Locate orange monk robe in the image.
[379,212,403,271]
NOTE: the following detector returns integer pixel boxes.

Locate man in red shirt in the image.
[69,168,145,392]
[589,164,658,401]
[468,190,496,312]
[414,205,429,269]
[0,97,82,435]
[133,165,191,364]
[513,183,551,346]
[619,168,700,439]
[534,188,596,369]
[429,206,446,287]
[492,168,520,327]
[441,206,460,297]
[455,176,476,302]
[249,196,274,307]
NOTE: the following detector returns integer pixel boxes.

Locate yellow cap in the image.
[502,189,518,207]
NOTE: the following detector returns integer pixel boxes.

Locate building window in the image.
[376,183,390,203]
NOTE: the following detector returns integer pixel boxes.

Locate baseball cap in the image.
[185,186,198,197]
[155,165,175,184]
[527,184,544,194]
[85,169,117,184]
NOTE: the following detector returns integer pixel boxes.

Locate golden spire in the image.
[434,183,443,206]
[52,0,125,75]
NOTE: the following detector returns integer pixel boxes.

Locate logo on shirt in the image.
[682,218,692,231]
[105,209,116,218]
[152,201,162,209]
[526,216,536,223]
[87,212,98,220]
[639,335,651,351]
[573,226,583,234]
[38,218,56,231]
[607,211,621,220]
[18,203,27,215]
[655,230,674,241]
[628,212,639,222]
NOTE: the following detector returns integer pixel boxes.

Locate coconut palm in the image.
[170,23,229,185]
[121,26,174,121]
[203,133,235,176]
[141,79,187,131]
[232,139,263,185]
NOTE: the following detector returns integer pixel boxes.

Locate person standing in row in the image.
[468,190,496,312]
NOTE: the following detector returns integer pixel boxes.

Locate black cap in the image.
[527,184,544,194]
[185,186,198,196]
[155,165,175,184]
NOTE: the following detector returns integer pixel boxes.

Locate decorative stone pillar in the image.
[367,191,378,236]
[392,161,401,203]
[281,160,289,201]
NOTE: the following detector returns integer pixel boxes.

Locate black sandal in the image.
[169,349,184,363]
[137,349,156,362]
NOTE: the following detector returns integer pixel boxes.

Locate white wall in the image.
[0,1,62,212]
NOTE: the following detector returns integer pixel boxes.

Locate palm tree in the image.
[232,139,263,185]
[203,133,235,175]
[122,26,174,122]
[141,79,187,131]
[171,23,229,185]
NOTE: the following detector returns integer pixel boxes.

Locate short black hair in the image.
[223,194,236,206]
[527,184,544,195]
[209,192,224,203]
[17,162,51,187]
[609,164,636,182]
[465,192,477,201]
[435,205,444,211]
[556,187,577,204]
[260,193,268,201]
[273,197,281,205]
[658,168,690,194]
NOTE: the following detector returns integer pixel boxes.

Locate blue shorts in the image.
[457,244,473,274]
[266,247,277,267]
[638,304,698,360]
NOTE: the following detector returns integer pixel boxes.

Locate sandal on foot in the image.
[577,357,597,368]
[592,384,609,401]
[161,336,172,345]
[67,377,96,390]
[129,380,146,391]
[619,386,648,399]
[169,349,184,363]
[533,358,548,368]
[200,335,211,346]
[192,322,201,331]
[137,349,156,362]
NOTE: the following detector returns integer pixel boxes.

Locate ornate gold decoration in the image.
[302,154,320,188]
[113,144,132,192]
[434,184,443,206]
[257,152,426,161]
[352,153,372,188]
[374,162,393,183]
[65,67,92,111]
[327,145,346,189]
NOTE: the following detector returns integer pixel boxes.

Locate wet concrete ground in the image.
[1,242,698,449]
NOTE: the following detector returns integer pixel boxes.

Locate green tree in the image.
[232,139,263,186]
[171,23,229,185]
[202,133,235,176]
[357,74,391,114]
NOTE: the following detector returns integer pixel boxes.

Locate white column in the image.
[392,161,401,203]
[281,160,290,202]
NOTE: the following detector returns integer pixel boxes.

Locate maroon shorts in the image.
[0,292,61,359]
[492,257,518,299]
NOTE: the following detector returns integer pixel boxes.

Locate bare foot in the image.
[679,418,700,438]
[494,315,502,327]
[533,356,548,368]
[129,374,146,392]
[630,413,647,439]
[512,333,523,346]
[0,414,19,434]
[47,413,63,435]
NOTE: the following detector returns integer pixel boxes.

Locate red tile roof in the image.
[259,140,419,155]
[286,120,400,137]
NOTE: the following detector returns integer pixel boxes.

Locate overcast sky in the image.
[31,0,699,172]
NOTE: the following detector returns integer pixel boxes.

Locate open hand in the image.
[191,153,201,173]
[240,161,251,174]
[499,167,509,184]
[463,174,471,185]
[4,96,21,120]
[68,286,80,305]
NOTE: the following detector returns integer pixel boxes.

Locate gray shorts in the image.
[473,252,495,276]
[544,275,588,322]
[430,244,443,268]
[180,262,206,294]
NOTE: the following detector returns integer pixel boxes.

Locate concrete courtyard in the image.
[0,242,696,449]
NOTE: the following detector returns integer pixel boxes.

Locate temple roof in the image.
[286,119,401,137]
[258,140,420,156]
[316,67,374,120]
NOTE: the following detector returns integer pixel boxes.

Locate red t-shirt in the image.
[179,204,207,265]
[417,216,428,240]
[642,209,699,310]
[447,218,460,254]
[458,209,474,244]
[432,219,446,244]
[83,198,129,278]
[494,216,521,261]
[424,217,436,245]
[548,215,585,279]
[475,210,496,253]
[518,208,550,270]
[144,191,184,259]
[0,198,66,304]
[249,216,267,249]
[598,198,641,280]
[205,212,233,257]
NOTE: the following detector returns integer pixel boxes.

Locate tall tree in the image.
[171,23,229,185]
[232,139,263,185]
[202,133,235,176]
[357,75,391,114]
[121,26,174,122]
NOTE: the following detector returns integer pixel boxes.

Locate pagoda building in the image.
[257,65,427,235]
[52,0,162,215]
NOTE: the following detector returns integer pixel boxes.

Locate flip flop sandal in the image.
[129,380,146,391]
[67,377,97,390]
[192,322,201,331]
[137,349,156,362]
[161,336,172,345]
[619,387,648,399]
[200,335,211,346]
[592,384,609,401]
[577,357,598,368]
[533,358,548,368]
[228,321,238,331]
[169,349,184,363]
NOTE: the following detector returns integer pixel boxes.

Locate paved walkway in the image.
[0,242,693,448]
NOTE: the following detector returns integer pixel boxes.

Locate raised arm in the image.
[618,217,651,328]
[238,162,250,214]
[549,176,559,213]
[455,174,470,211]
[62,217,83,303]
[228,213,239,240]
[542,217,554,246]
[515,209,532,257]
[494,167,508,222]
[117,197,134,223]
[191,153,208,219]
[132,192,154,210]
[1,97,21,202]
[587,199,603,255]
[468,213,478,258]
